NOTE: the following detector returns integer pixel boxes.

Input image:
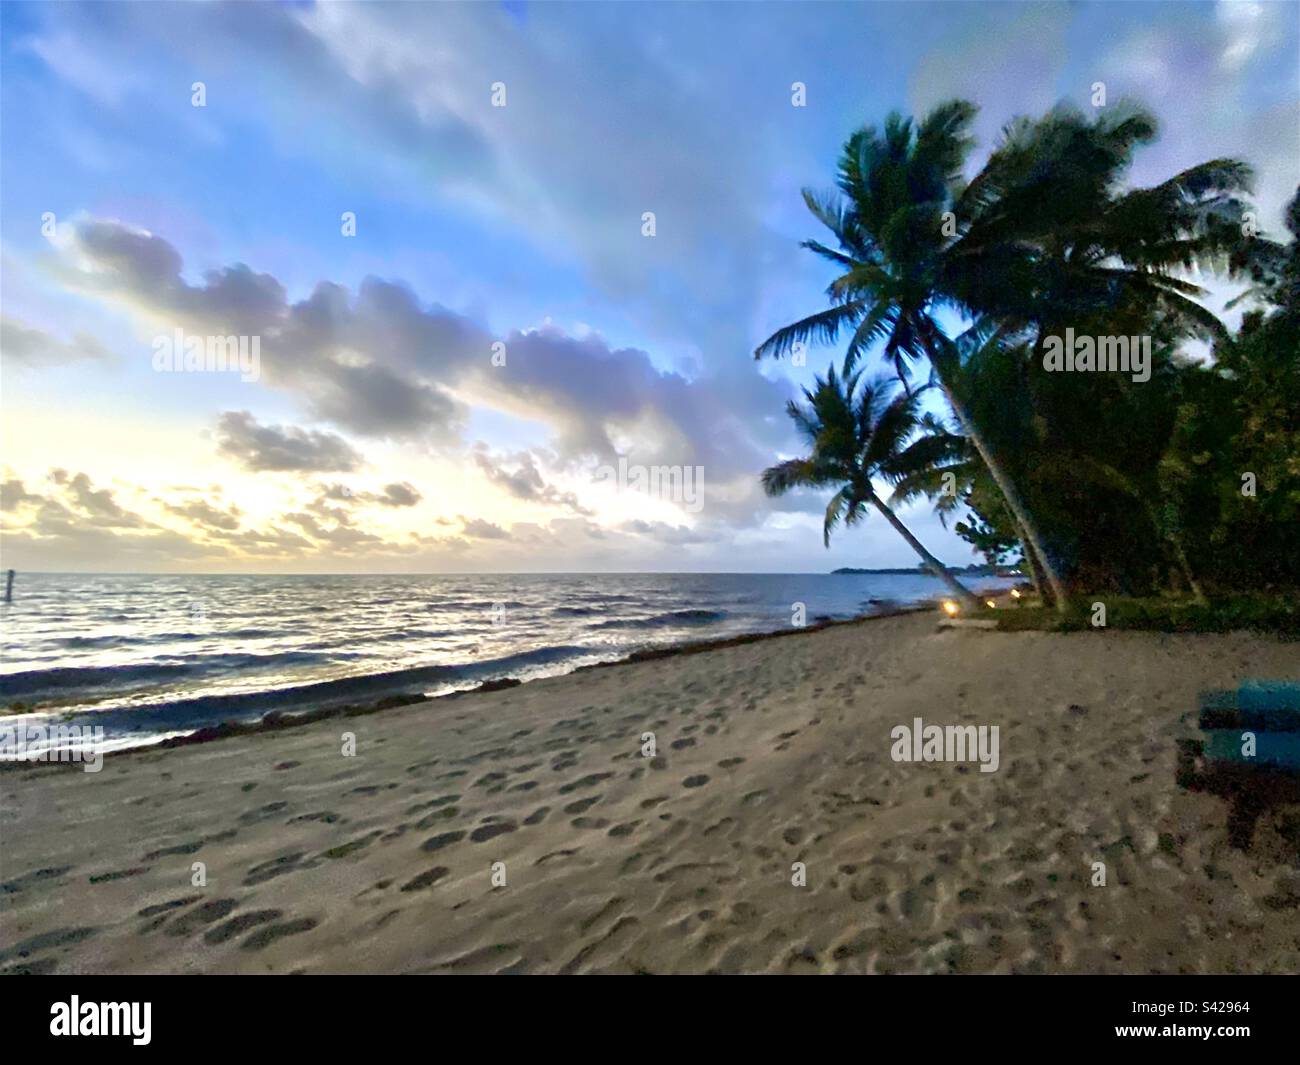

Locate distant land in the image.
[832,564,1020,576]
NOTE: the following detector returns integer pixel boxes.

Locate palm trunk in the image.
[1014,515,1046,599]
[930,373,1070,614]
[1140,501,1207,605]
[869,494,981,608]
[1169,535,1207,605]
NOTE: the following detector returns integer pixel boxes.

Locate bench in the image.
[1176,680,1300,848]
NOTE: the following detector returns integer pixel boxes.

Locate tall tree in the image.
[756,100,1257,611]
[762,366,981,608]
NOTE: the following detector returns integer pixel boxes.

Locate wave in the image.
[0,648,358,698]
[55,626,286,649]
[588,608,727,631]
[13,644,595,737]
[0,662,195,697]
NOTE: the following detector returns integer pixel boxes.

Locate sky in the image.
[1,0,1296,574]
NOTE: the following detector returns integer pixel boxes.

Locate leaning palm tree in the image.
[755,99,1255,614]
[762,365,980,608]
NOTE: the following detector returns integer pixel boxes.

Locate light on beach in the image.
[985,599,997,609]
[1010,588,1022,599]
[942,600,960,617]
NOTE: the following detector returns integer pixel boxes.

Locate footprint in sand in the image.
[166,898,239,937]
[563,795,602,815]
[2,866,73,894]
[320,831,382,859]
[142,840,204,861]
[400,867,450,891]
[0,926,99,970]
[244,852,317,886]
[137,895,206,933]
[469,821,517,843]
[414,807,460,829]
[535,849,580,865]
[239,801,289,824]
[138,896,202,919]
[205,910,282,945]
[421,830,466,852]
[558,772,614,795]
[405,794,459,814]
[89,866,148,885]
[288,811,342,825]
[240,917,318,951]
[682,775,710,789]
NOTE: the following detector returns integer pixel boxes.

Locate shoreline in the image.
[1,602,944,766]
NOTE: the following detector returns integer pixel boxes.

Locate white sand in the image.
[2,613,1298,974]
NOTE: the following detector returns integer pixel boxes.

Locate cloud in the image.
[472,448,591,515]
[20,28,145,108]
[60,221,467,442]
[376,481,421,507]
[1216,0,1283,71]
[50,470,149,528]
[282,509,381,549]
[215,411,365,473]
[57,219,785,487]
[1,317,111,367]
[310,480,421,509]
[459,516,510,540]
[1,478,43,512]
[163,497,242,532]
[0,470,211,569]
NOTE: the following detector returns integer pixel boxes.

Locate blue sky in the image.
[1,0,1296,572]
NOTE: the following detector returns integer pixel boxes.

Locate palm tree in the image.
[762,365,981,608]
[883,354,1049,601]
[755,99,1255,613]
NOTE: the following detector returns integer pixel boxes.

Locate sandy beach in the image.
[3,612,1298,975]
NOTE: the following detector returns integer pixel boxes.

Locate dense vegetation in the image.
[759,100,1299,607]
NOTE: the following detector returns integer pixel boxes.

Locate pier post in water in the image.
[4,569,13,603]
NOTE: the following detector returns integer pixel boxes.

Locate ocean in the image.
[0,571,1013,754]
